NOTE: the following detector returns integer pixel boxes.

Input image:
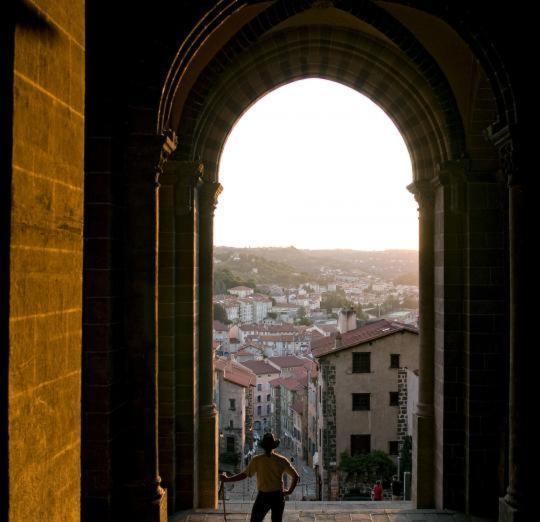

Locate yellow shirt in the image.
[244,452,297,492]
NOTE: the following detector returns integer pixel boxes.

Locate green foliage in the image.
[320,289,353,312]
[214,303,229,324]
[393,272,419,286]
[339,450,397,485]
[214,268,257,294]
[399,435,412,481]
[267,312,277,319]
[401,296,419,309]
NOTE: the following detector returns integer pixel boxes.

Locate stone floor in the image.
[170,501,493,522]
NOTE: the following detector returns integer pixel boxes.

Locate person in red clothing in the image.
[371,480,383,501]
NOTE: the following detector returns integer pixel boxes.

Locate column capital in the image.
[161,160,203,215]
[126,130,178,187]
[198,181,223,215]
[407,179,435,213]
[161,160,203,186]
[435,159,469,215]
[486,122,521,187]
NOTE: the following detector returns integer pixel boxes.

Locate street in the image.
[223,450,316,502]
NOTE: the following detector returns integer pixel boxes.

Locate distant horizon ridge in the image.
[215,245,419,252]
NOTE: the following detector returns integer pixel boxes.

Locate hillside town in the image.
[213,267,420,501]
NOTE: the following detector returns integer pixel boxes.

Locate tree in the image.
[399,435,412,482]
[339,450,397,487]
[320,289,353,312]
[214,303,229,324]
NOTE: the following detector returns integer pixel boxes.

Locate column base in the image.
[413,413,434,508]
[124,486,167,522]
[198,404,218,509]
[499,496,528,522]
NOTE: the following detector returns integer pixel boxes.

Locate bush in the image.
[339,450,397,486]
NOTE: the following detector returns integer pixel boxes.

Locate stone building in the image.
[1,2,532,521]
[313,319,419,500]
[214,357,256,472]
[238,359,281,438]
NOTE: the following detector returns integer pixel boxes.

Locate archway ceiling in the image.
[376,2,496,138]
[165,2,499,180]
[176,25,461,182]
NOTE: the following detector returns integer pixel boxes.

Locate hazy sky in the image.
[215,79,418,251]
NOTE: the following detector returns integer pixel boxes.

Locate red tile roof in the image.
[269,376,304,392]
[268,356,311,369]
[312,319,418,358]
[239,359,281,375]
[215,357,256,388]
[291,399,305,415]
[213,320,229,332]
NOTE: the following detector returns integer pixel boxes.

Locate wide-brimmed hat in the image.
[259,432,280,450]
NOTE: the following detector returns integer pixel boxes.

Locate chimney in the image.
[338,308,357,334]
[334,331,343,350]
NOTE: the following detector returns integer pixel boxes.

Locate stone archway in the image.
[79,2,525,521]
[155,3,512,518]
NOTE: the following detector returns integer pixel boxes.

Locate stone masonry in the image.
[397,368,408,445]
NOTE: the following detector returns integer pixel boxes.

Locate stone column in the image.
[158,160,203,512]
[408,179,435,508]
[493,129,531,521]
[122,132,176,522]
[197,179,222,508]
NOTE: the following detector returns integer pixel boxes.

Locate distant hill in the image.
[214,246,418,288]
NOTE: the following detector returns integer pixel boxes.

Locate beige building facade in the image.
[314,319,419,500]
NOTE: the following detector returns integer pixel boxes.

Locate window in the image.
[229,399,236,411]
[389,392,399,406]
[267,405,271,414]
[390,354,400,368]
[254,420,261,430]
[352,352,371,373]
[229,419,233,428]
[352,393,370,411]
[226,436,235,453]
[266,394,271,402]
[257,395,261,402]
[389,441,399,455]
[257,383,262,391]
[257,405,261,415]
[351,434,371,455]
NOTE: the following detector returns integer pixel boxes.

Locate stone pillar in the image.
[408,179,435,508]
[492,129,532,521]
[197,179,222,508]
[158,160,203,512]
[122,132,176,522]
[169,161,203,510]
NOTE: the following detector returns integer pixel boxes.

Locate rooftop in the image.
[312,319,418,358]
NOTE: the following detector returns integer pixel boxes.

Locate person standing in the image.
[371,480,383,501]
[391,475,402,500]
[220,433,299,522]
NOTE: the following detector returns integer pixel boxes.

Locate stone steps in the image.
[170,502,493,522]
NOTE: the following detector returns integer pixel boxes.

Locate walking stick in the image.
[219,479,228,522]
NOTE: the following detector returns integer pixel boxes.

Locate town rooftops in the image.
[229,286,253,291]
[213,320,229,332]
[312,319,418,358]
[215,357,256,388]
[239,359,280,375]
[268,355,310,369]
[239,323,298,333]
[269,376,304,392]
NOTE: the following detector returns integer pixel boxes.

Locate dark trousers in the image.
[250,491,285,522]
